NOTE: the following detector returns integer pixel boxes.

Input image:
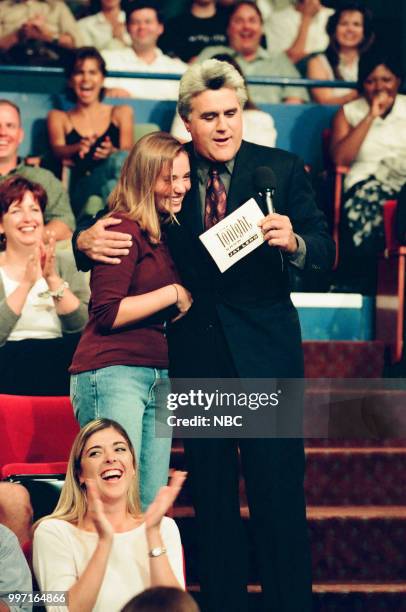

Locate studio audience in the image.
[330,47,406,293]
[0,100,75,242]
[0,176,89,395]
[78,0,132,51]
[197,0,309,104]
[33,419,186,612]
[258,0,334,69]
[0,0,83,66]
[307,1,375,105]
[103,1,187,100]
[159,0,229,63]
[47,47,133,218]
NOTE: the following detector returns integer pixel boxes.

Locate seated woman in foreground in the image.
[307,0,374,105]
[33,418,186,612]
[47,46,133,219]
[330,47,406,293]
[0,175,89,395]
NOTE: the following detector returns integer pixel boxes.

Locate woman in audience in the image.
[171,54,277,147]
[70,132,192,510]
[33,418,186,612]
[307,1,374,105]
[47,46,133,219]
[330,47,406,293]
[0,175,89,395]
[79,0,131,51]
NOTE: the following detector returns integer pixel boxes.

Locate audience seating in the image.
[0,395,78,479]
[376,200,405,363]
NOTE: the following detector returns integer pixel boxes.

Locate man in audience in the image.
[159,0,229,63]
[0,483,32,611]
[258,0,333,67]
[0,482,32,546]
[197,0,309,104]
[103,0,187,100]
[0,0,83,66]
[0,525,32,611]
[0,100,75,241]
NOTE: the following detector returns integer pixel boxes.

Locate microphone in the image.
[253,166,276,215]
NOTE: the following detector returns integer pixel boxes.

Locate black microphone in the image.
[253,166,276,215]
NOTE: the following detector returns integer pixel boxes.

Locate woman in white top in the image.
[33,418,186,612]
[171,53,277,148]
[330,48,406,292]
[307,1,375,105]
[0,175,89,395]
[79,0,131,51]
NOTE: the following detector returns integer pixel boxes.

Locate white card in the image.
[199,198,265,273]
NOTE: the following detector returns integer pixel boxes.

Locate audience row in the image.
[0,0,379,105]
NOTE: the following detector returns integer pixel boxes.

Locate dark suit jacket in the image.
[165,140,335,379]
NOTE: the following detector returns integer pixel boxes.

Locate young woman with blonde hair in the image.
[33,418,186,612]
[69,132,192,510]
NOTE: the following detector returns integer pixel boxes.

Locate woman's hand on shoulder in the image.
[144,471,187,532]
[85,479,114,542]
[171,284,193,322]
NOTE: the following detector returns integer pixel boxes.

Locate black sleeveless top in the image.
[66,121,120,174]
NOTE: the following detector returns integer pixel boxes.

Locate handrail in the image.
[0,64,357,89]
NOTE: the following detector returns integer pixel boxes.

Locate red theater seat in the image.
[0,395,78,478]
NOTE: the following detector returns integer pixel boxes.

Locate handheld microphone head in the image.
[253,166,277,195]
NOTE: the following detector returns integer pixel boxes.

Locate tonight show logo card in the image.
[199,198,265,273]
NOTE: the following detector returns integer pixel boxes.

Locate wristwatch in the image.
[148,546,167,558]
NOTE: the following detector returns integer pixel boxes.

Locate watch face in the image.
[150,547,166,557]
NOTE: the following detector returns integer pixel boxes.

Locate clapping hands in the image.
[144,471,187,531]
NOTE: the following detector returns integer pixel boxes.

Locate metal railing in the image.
[0,65,357,89]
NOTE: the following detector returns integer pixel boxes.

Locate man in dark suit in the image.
[74,59,335,612]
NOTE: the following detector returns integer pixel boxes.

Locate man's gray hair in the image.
[177,59,248,120]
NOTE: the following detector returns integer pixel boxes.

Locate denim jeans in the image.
[70,365,172,511]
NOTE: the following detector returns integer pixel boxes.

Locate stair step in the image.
[303,341,385,378]
[174,508,406,583]
[189,583,406,612]
[171,447,406,506]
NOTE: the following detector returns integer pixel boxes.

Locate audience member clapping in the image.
[33,419,186,612]
[258,0,334,70]
[197,1,309,104]
[0,176,89,395]
[47,47,133,219]
[330,47,406,293]
[0,0,83,66]
[78,0,132,51]
[171,54,277,147]
[0,100,75,242]
[307,1,374,105]
[159,0,229,63]
[121,587,200,612]
[102,1,187,100]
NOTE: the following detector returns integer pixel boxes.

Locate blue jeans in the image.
[70,365,172,511]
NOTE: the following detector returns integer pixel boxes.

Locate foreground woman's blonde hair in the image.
[35,419,141,528]
[108,131,187,243]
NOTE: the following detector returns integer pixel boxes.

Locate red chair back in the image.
[0,395,79,472]
[383,199,400,252]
